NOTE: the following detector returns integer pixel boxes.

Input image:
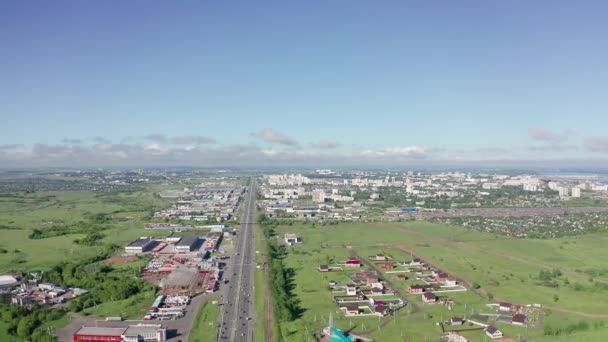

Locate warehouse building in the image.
[73,324,166,342]
[175,236,201,252]
[0,275,19,290]
[125,237,157,255]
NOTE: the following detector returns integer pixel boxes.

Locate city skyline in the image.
[1,1,607,166]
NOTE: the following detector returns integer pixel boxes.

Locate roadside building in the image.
[73,327,125,342]
[318,265,329,272]
[73,324,166,342]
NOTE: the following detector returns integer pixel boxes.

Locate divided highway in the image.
[218,178,257,342]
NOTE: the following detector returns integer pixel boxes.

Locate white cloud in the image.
[171,136,216,145]
[252,129,299,146]
[361,145,427,158]
[143,134,168,144]
[585,137,608,153]
[311,141,341,149]
[528,127,575,143]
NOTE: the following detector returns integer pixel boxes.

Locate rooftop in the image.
[75,326,127,336]
[127,237,153,248]
[124,324,164,336]
[176,236,200,246]
[0,275,18,286]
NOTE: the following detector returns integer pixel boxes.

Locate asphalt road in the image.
[218,178,256,342]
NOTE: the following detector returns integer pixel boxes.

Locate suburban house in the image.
[369,254,387,261]
[512,313,527,325]
[284,233,301,245]
[396,274,407,281]
[450,317,465,326]
[370,287,383,295]
[346,285,357,296]
[380,262,394,270]
[485,326,504,339]
[374,304,390,316]
[345,258,362,267]
[318,264,329,272]
[408,284,433,294]
[328,280,337,286]
[409,258,423,266]
[499,302,513,312]
[443,278,458,287]
[342,304,360,316]
[365,275,380,286]
[422,292,437,303]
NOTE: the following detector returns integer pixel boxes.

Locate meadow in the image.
[267,220,608,341]
[0,186,172,341]
[0,187,171,273]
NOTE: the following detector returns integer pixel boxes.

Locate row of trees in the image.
[259,216,304,322]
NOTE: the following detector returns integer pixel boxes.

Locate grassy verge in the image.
[189,297,220,342]
[254,223,266,342]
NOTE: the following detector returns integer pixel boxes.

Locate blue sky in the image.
[1,1,607,167]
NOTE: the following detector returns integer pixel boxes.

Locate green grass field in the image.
[189,297,221,342]
[0,188,171,273]
[267,221,608,341]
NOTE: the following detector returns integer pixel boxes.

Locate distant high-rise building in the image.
[571,188,581,198]
[312,190,326,203]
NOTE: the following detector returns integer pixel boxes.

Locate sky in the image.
[1,1,607,167]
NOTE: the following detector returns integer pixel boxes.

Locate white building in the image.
[312,190,326,203]
[125,237,156,255]
[284,233,301,245]
[571,187,581,198]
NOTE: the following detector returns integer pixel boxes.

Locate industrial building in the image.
[0,275,19,290]
[73,324,166,342]
[175,236,200,252]
[125,237,157,255]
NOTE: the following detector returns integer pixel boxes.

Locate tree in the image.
[553,294,559,302]
[17,315,37,338]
